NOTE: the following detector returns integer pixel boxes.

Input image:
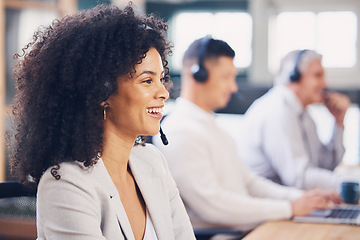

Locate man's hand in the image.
[290,189,341,217]
[323,92,350,129]
[306,188,342,204]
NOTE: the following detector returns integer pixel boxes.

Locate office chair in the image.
[0,181,37,198]
[0,181,37,240]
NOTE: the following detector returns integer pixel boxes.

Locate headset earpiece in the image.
[192,64,208,83]
[192,36,212,83]
[289,49,308,82]
[289,69,301,82]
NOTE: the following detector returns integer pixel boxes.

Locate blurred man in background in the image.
[239,49,350,191]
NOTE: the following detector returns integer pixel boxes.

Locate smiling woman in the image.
[7,3,195,240]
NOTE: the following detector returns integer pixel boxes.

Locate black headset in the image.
[289,49,308,82]
[192,36,212,83]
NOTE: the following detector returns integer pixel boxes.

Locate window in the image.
[18,9,58,53]
[171,11,252,72]
[269,11,357,73]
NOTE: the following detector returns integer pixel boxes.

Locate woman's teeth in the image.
[146,108,163,114]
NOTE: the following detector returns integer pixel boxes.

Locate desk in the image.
[242,220,360,240]
[0,217,36,240]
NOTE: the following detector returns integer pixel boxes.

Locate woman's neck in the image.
[101,126,136,182]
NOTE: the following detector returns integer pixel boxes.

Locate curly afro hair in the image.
[8,4,172,185]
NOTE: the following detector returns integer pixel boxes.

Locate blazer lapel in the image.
[98,159,135,240]
[112,194,135,240]
[129,153,174,240]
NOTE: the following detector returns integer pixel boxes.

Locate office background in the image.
[1,0,360,182]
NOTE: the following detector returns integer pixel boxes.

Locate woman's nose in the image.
[157,82,169,100]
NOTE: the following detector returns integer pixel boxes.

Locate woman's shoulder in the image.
[40,161,93,181]
[38,160,111,195]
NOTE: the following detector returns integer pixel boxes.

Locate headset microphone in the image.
[159,127,168,145]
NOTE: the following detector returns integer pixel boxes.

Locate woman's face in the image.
[105,48,169,140]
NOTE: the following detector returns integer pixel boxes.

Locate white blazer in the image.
[36,144,195,240]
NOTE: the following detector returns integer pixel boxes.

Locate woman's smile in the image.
[146,106,164,120]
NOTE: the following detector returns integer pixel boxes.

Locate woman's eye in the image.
[142,79,152,84]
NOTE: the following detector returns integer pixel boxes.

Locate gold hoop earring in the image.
[103,102,109,120]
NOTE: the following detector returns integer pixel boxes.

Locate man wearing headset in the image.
[239,49,350,191]
[154,37,340,232]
